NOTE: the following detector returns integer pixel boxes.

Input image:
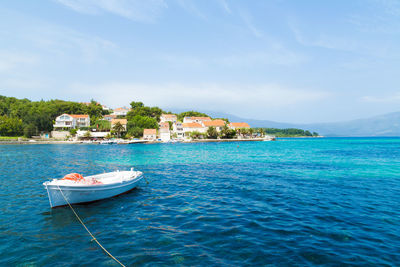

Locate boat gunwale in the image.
[44,173,143,191]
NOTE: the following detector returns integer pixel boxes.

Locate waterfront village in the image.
[50,105,271,143]
[0,96,320,142]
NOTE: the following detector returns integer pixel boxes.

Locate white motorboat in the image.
[100,140,116,144]
[43,169,143,208]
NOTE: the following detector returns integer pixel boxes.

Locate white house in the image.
[53,114,90,129]
[183,116,211,124]
[160,114,177,123]
[112,107,130,116]
[159,123,171,142]
[182,122,207,133]
[143,129,157,141]
[173,122,185,139]
[102,105,111,111]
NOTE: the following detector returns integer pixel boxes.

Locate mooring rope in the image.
[57,185,126,267]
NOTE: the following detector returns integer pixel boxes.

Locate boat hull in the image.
[44,174,143,208]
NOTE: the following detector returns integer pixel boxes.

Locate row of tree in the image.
[189,126,266,140]
[0,95,107,137]
[259,128,319,137]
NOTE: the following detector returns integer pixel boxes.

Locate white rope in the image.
[57,185,126,267]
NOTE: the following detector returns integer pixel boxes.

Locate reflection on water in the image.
[1,139,400,265]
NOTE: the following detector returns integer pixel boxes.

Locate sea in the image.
[1,138,400,266]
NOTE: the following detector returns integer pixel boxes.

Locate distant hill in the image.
[170,108,400,137]
[301,112,400,137]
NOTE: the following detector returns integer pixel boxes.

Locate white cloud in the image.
[0,51,37,72]
[19,23,117,64]
[175,0,207,20]
[346,0,400,34]
[67,82,329,118]
[56,0,167,22]
[289,21,357,51]
[217,49,307,67]
[218,0,232,14]
[158,47,307,68]
[238,9,263,38]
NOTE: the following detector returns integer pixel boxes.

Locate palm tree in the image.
[236,128,241,138]
[241,128,248,138]
[112,122,124,138]
[249,128,254,138]
[259,128,265,137]
[83,131,92,139]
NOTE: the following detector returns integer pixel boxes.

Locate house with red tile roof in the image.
[160,114,177,123]
[103,114,117,122]
[203,119,226,131]
[182,122,207,133]
[143,129,157,140]
[183,116,211,124]
[112,107,131,116]
[228,122,250,130]
[159,122,170,129]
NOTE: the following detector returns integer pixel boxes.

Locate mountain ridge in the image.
[170,108,400,137]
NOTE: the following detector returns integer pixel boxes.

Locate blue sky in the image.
[0,0,399,123]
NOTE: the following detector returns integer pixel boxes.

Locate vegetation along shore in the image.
[0,95,319,142]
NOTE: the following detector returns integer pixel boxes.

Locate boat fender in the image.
[62,173,84,181]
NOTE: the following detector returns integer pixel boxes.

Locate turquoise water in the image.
[1,138,400,265]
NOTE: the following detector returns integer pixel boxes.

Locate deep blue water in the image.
[1,138,400,266]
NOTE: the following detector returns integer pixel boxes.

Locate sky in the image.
[0,0,399,123]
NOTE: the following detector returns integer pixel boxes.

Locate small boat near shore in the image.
[43,169,143,208]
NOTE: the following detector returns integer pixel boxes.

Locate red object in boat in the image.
[62,173,84,181]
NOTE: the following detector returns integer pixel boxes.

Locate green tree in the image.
[177,111,209,122]
[249,128,254,138]
[86,100,103,122]
[128,127,143,138]
[206,126,218,139]
[0,115,23,136]
[92,120,111,131]
[23,123,37,138]
[69,128,78,136]
[190,131,204,139]
[220,125,236,139]
[83,131,92,138]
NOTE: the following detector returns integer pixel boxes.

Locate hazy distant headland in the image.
[202,111,400,137]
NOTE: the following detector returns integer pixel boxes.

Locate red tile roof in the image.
[159,122,169,128]
[203,119,226,127]
[182,122,203,128]
[70,114,89,118]
[143,129,157,135]
[229,122,250,128]
[162,114,177,118]
[114,107,130,111]
[187,116,211,121]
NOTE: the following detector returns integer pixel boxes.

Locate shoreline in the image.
[0,136,329,145]
[0,138,273,145]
